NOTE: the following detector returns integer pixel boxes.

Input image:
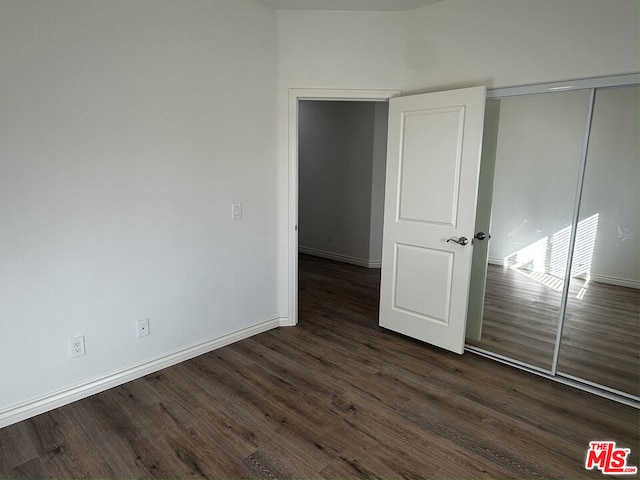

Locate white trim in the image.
[551,87,597,376]
[278,315,296,327]
[465,345,639,408]
[589,274,640,290]
[299,246,381,268]
[487,257,640,290]
[487,73,639,99]
[288,88,401,326]
[0,317,281,429]
[487,256,505,266]
[290,88,402,102]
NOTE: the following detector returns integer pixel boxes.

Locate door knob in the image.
[474,232,491,241]
[447,236,468,246]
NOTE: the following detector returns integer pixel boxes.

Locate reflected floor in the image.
[468,264,639,397]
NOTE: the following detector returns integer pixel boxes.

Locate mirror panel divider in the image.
[550,88,596,376]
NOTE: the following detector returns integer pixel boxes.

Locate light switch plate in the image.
[232,202,242,220]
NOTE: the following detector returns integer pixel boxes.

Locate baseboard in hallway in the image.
[298,246,381,268]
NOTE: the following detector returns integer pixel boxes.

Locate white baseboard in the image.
[299,246,381,268]
[0,316,281,429]
[488,256,505,266]
[278,315,296,327]
[589,274,640,290]
[487,257,639,289]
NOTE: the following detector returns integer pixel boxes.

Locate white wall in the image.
[298,101,372,265]
[579,86,639,286]
[276,0,639,313]
[298,100,387,267]
[402,0,639,93]
[0,0,279,424]
[487,91,591,272]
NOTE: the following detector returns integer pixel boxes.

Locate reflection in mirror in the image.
[557,85,639,396]
[466,90,591,371]
[465,100,500,342]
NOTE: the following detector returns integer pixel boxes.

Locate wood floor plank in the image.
[1,457,48,479]
[65,392,165,478]
[24,407,116,478]
[325,386,519,478]
[0,421,38,472]
[111,377,257,478]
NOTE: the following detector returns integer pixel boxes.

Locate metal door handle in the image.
[474,232,491,241]
[447,236,468,246]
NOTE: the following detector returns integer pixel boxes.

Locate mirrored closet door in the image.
[556,85,639,398]
[466,77,639,405]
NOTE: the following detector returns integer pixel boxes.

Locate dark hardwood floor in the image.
[468,264,639,396]
[1,254,638,478]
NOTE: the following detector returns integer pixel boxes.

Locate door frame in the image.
[286,88,401,326]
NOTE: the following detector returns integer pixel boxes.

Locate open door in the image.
[379,86,486,354]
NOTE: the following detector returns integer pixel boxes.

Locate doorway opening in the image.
[296,98,390,334]
[287,89,400,326]
[298,100,388,268]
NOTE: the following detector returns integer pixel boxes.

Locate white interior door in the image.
[379,86,486,354]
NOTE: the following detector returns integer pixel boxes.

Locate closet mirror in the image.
[466,89,591,370]
[465,76,639,403]
[556,85,639,397]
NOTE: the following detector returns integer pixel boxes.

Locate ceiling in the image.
[253,0,444,11]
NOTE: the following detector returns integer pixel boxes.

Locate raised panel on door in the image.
[393,244,453,324]
[398,107,464,226]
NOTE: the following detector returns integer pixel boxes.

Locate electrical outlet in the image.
[136,318,150,338]
[69,336,86,358]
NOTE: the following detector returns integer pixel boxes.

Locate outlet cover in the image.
[69,336,86,358]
